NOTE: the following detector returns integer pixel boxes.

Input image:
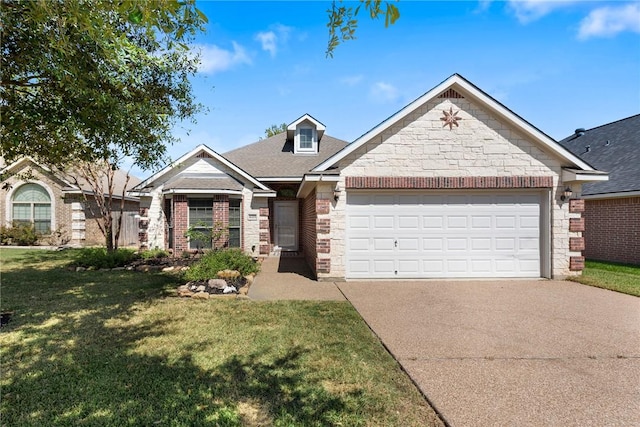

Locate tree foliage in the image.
[263,123,288,139]
[326,0,400,57]
[1,0,207,171]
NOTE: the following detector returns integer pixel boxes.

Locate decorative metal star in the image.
[440,106,462,130]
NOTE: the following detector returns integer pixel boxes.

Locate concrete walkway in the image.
[248,256,345,301]
[338,280,640,427]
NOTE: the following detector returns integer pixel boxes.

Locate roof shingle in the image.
[223,132,348,178]
[559,114,640,195]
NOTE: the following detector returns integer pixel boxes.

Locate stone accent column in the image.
[316,198,331,274]
[138,207,149,250]
[568,198,585,271]
[258,207,270,255]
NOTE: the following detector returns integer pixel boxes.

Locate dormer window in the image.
[297,127,316,153]
[288,114,325,155]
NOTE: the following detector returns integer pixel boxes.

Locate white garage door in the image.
[346,192,542,279]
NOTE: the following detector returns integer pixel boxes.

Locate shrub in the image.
[75,247,139,269]
[139,248,170,260]
[0,223,39,246]
[185,249,259,281]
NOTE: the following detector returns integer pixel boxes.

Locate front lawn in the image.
[0,248,442,426]
[570,260,640,297]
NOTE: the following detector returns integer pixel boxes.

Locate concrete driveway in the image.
[338,280,640,427]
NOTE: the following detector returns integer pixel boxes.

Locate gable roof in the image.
[224,132,348,179]
[131,144,271,193]
[314,73,596,172]
[1,157,141,199]
[286,113,326,141]
[558,114,640,196]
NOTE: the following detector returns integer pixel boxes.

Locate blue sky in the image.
[143,0,640,176]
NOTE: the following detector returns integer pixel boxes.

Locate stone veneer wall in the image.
[324,93,577,279]
[583,197,640,265]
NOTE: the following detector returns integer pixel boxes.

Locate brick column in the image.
[173,195,188,253]
[213,195,229,248]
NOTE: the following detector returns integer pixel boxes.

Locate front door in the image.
[274,201,298,251]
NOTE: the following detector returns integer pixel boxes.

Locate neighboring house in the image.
[131,74,607,280]
[0,158,141,247]
[559,115,639,265]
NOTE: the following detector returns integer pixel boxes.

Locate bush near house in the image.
[0,223,39,246]
[74,247,139,269]
[185,249,260,281]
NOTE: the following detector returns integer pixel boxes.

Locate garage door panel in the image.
[447,216,468,228]
[373,259,395,274]
[423,238,444,251]
[424,216,444,229]
[496,216,516,229]
[373,238,395,251]
[472,216,492,229]
[398,238,419,251]
[520,216,539,228]
[471,238,492,250]
[348,238,370,251]
[349,215,370,229]
[346,191,541,278]
[398,215,420,229]
[447,238,468,251]
[374,216,394,229]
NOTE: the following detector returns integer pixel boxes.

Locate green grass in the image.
[0,248,442,426]
[570,260,640,297]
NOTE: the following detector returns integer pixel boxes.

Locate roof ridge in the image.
[583,113,640,133]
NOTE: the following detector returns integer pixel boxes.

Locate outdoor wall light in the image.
[560,187,573,201]
[333,186,341,201]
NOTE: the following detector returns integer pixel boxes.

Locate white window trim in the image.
[5,181,56,232]
[295,126,317,154]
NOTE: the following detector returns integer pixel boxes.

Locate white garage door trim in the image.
[345,190,550,279]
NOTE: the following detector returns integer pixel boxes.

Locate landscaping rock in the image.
[76,266,86,272]
[162,266,175,272]
[192,291,210,300]
[195,285,206,292]
[177,289,195,297]
[208,279,227,290]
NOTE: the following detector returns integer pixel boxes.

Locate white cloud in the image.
[578,3,640,39]
[340,75,364,86]
[195,42,251,74]
[507,0,580,23]
[255,24,292,57]
[370,82,399,103]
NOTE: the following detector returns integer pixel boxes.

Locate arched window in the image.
[12,183,51,234]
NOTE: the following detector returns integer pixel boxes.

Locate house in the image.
[131,74,607,280]
[558,115,639,265]
[0,158,141,247]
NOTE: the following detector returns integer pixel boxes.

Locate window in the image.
[188,199,213,249]
[228,199,241,248]
[12,183,51,234]
[295,126,316,153]
[299,128,313,149]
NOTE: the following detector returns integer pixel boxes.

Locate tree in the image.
[263,123,288,139]
[1,0,207,171]
[326,0,401,57]
[1,0,207,250]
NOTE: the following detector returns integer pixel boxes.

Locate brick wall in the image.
[300,190,317,275]
[584,197,640,265]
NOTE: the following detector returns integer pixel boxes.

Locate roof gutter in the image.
[562,168,609,184]
[296,173,340,198]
